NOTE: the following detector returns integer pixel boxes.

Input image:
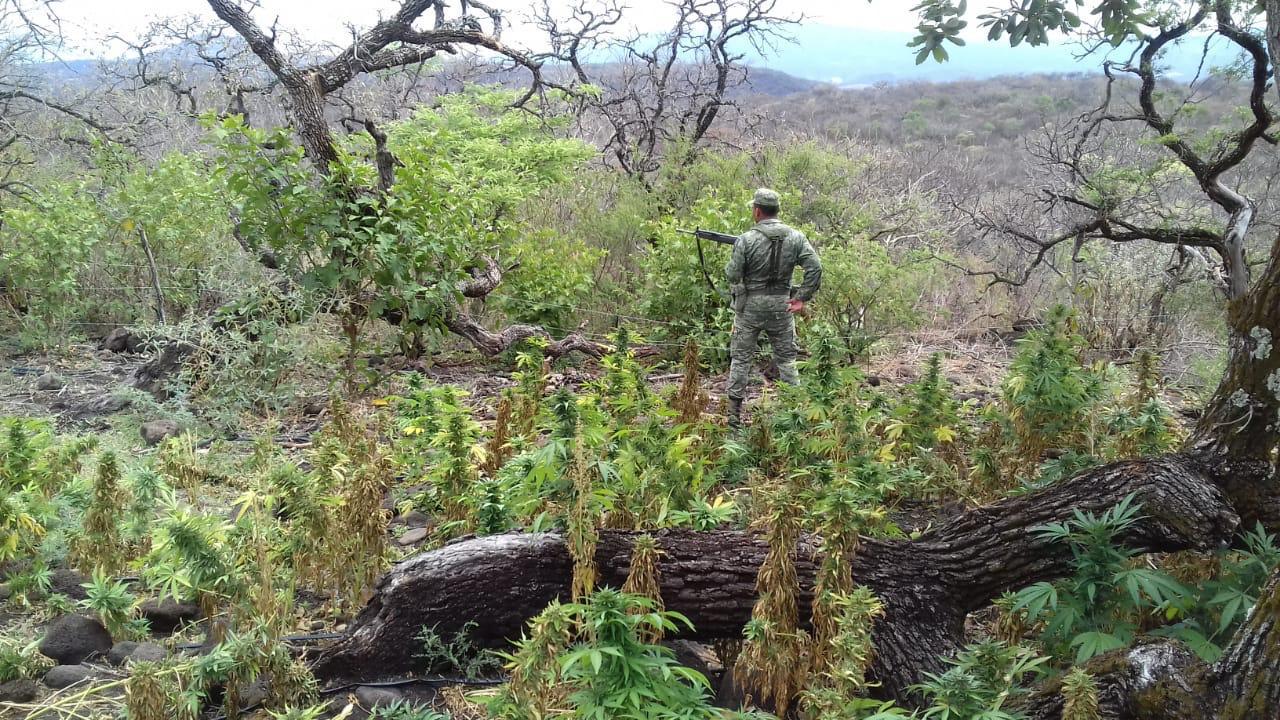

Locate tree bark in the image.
[311,455,1240,703]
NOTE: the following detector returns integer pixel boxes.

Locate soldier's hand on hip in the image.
[786,298,806,315]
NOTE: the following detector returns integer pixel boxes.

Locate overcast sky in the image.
[54,0,924,55]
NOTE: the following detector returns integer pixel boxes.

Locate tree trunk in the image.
[1187,232,1280,529]
[312,456,1240,703]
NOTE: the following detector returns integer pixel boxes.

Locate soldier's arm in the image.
[725,234,747,284]
[794,235,823,301]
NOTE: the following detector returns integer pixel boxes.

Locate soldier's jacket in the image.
[724,218,822,309]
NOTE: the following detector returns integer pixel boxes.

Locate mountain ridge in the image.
[751,24,1241,87]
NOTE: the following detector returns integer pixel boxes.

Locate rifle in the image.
[678,228,737,246]
[679,228,737,298]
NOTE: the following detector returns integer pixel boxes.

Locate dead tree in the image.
[312,3,1280,715]
[101,16,281,125]
[0,1,121,198]
[532,0,797,183]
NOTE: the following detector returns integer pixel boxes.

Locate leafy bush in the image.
[912,641,1048,720]
[1011,496,1192,664]
[0,146,235,345]
[213,88,592,361]
[487,589,719,720]
[495,228,605,335]
[811,239,939,359]
[0,637,52,682]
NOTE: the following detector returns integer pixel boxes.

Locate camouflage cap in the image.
[751,187,780,211]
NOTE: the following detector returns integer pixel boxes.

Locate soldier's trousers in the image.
[727,294,798,400]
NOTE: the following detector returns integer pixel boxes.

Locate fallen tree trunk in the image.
[311,454,1239,702]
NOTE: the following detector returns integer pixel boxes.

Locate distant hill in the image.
[740,66,822,96]
[35,22,1241,97]
[752,25,1243,87]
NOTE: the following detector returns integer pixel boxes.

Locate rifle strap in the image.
[767,232,785,291]
[695,233,720,298]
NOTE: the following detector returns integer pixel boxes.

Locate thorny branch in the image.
[956,0,1273,301]
[533,0,798,182]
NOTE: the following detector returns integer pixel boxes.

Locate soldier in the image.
[724,188,822,426]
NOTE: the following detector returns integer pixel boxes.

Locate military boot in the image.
[727,396,743,428]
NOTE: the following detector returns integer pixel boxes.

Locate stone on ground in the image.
[49,568,89,600]
[130,642,167,663]
[139,598,201,632]
[139,420,181,447]
[0,678,39,703]
[38,615,112,665]
[36,373,66,391]
[106,641,139,666]
[354,685,404,709]
[396,527,430,546]
[42,664,106,689]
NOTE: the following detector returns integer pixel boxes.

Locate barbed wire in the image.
[10,282,1229,355]
[491,294,1227,351]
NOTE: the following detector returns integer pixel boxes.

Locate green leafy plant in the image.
[801,587,895,719]
[1060,667,1100,720]
[71,451,130,575]
[490,600,576,718]
[736,481,810,718]
[1106,352,1180,458]
[912,641,1048,720]
[1003,308,1108,463]
[1011,495,1192,664]
[414,621,503,679]
[0,637,52,682]
[369,700,452,720]
[560,589,715,720]
[82,568,145,639]
[488,590,721,720]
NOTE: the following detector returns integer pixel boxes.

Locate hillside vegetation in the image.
[2,1,1280,720]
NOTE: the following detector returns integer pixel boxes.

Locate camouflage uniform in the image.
[725,189,822,407]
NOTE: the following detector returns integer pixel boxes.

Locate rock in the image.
[130,643,167,663]
[0,678,39,703]
[237,676,271,709]
[100,328,141,354]
[42,664,105,689]
[0,582,10,600]
[394,511,430,529]
[35,373,66,391]
[106,641,139,666]
[139,598,201,632]
[396,528,430,547]
[71,393,132,421]
[301,399,326,417]
[140,420,181,447]
[354,685,403,709]
[107,640,167,665]
[49,568,90,601]
[129,342,196,399]
[39,615,112,664]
